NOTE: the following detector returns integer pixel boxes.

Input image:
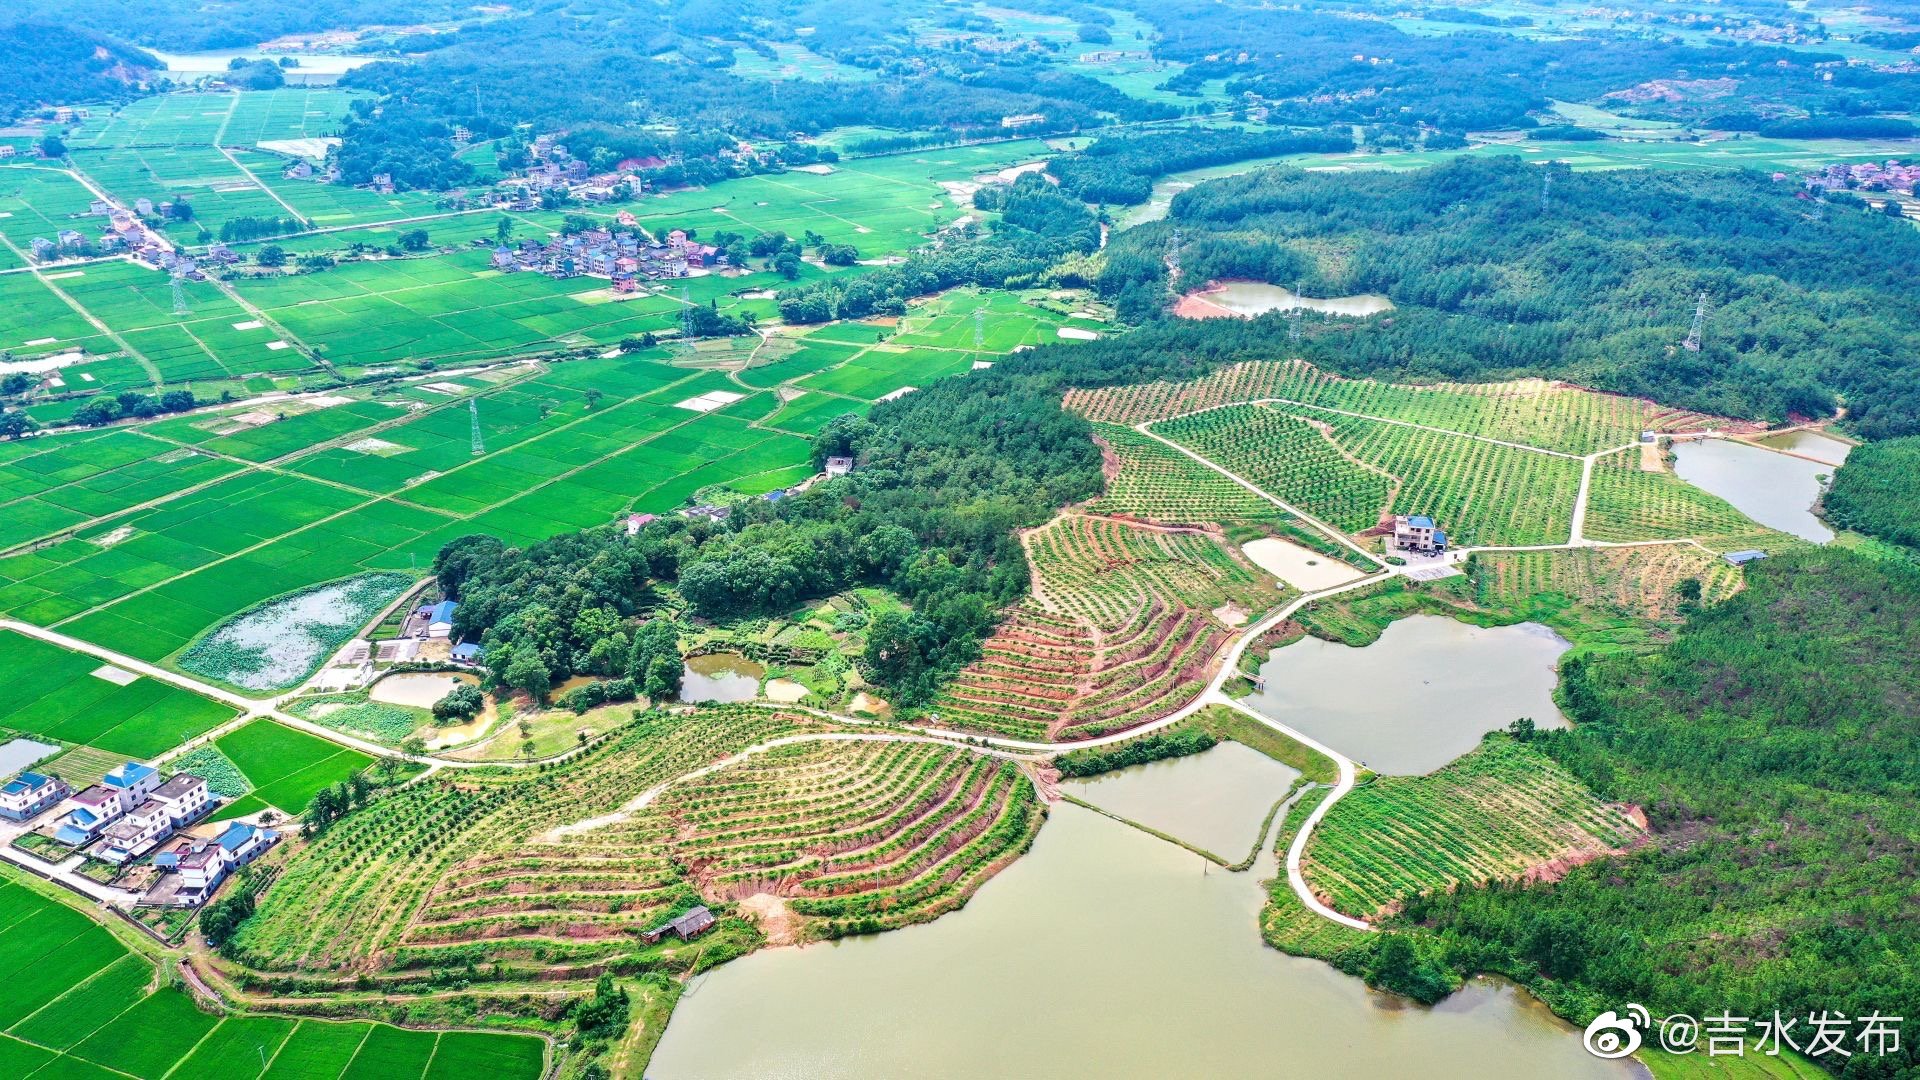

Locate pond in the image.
[679,653,765,704]
[1061,740,1299,859]
[651,795,1635,1079]
[1671,438,1834,544]
[1242,536,1369,591]
[1182,281,1395,319]
[369,671,475,710]
[1244,615,1569,775]
[1751,429,1852,468]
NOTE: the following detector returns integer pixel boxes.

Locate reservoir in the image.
[1671,438,1834,543]
[650,788,1634,1079]
[678,652,764,703]
[1245,615,1569,775]
[1060,740,1298,858]
[1182,282,1395,319]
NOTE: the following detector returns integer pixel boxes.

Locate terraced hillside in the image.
[1302,740,1645,919]
[1473,545,1745,624]
[925,513,1280,742]
[225,712,1033,997]
[1065,359,1732,454]
[658,740,1039,938]
[1583,447,1791,552]
[1156,404,1584,546]
[1086,422,1271,524]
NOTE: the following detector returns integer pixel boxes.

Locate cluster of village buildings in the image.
[489,225,721,289]
[2,761,275,908]
[1802,159,1920,196]
[26,198,187,268]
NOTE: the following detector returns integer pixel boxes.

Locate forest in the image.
[0,24,155,122]
[1097,157,1920,437]
[1820,436,1920,550]
[1397,549,1920,1077]
[1047,128,1355,206]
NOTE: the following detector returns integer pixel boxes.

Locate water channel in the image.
[652,748,1633,1078]
[1244,615,1569,775]
[1671,438,1836,544]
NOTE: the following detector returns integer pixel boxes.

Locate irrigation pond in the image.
[1061,740,1298,859]
[679,653,765,703]
[1245,615,1569,775]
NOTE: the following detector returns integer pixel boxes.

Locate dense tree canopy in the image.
[1098,157,1920,436]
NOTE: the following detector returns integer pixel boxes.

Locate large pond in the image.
[651,793,1634,1079]
[1245,615,1569,775]
[1061,740,1299,859]
[679,652,765,704]
[146,49,391,83]
[1192,282,1395,318]
[1671,438,1834,544]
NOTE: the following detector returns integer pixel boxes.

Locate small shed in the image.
[642,905,717,943]
[1723,549,1768,567]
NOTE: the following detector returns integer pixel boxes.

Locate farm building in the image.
[1392,515,1447,555]
[451,641,484,665]
[0,772,68,822]
[427,600,458,638]
[824,456,855,477]
[1723,549,1768,567]
[643,905,716,943]
[626,512,657,536]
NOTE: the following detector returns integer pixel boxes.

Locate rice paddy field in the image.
[0,869,546,1080]
[213,719,376,819]
[0,628,237,760]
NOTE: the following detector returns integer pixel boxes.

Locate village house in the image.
[824,456,855,478]
[626,512,657,536]
[150,773,211,827]
[97,798,173,864]
[0,772,68,822]
[134,197,154,215]
[54,786,123,845]
[642,905,716,943]
[0,146,16,159]
[103,761,160,805]
[450,641,484,665]
[1392,514,1447,555]
[149,823,274,907]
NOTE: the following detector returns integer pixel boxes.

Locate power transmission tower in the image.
[1540,168,1552,213]
[679,285,694,338]
[1166,228,1182,281]
[1287,309,1300,343]
[469,398,484,456]
[1682,291,1708,352]
[972,307,984,358]
[170,273,189,316]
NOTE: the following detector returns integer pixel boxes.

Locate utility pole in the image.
[469,398,484,456]
[1682,291,1708,352]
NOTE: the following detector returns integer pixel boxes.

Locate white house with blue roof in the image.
[1392,514,1448,555]
[0,772,68,822]
[427,600,458,639]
